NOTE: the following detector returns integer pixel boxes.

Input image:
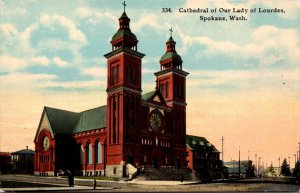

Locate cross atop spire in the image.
[122,1,126,12]
[169,28,173,37]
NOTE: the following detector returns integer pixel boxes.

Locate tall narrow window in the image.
[132,67,136,85]
[116,65,119,83]
[86,143,92,165]
[113,99,117,144]
[127,66,131,83]
[165,82,169,98]
[96,141,102,164]
[79,145,84,165]
[111,67,115,85]
[160,83,165,98]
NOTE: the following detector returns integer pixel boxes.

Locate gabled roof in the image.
[142,90,156,101]
[44,107,81,135]
[186,134,219,153]
[73,106,106,134]
[142,89,166,105]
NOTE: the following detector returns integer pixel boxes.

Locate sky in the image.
[0,0,299,169]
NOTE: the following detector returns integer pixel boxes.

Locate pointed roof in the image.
[159,34,183,65]
[120,11,129,19]
[142,89,166,105]
[44,106,81,135]
[111,11,137,42]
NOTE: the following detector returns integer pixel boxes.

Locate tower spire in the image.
[122,1,126,12]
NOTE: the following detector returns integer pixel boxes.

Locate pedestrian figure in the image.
[70,172,74,187]
[66,170,72,187]
[93,179,97,190]
[180,173,184,183]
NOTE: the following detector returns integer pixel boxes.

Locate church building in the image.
[34,6,221,178]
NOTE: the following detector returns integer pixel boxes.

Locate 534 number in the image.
[162,8,172,13]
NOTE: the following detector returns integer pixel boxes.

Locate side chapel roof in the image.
[42,105,106,135]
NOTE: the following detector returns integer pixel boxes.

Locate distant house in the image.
[224,160,254,177]
[0,152,11,174]
[265,166,281,177]
[186,135,223,180]
[11,146,35,174]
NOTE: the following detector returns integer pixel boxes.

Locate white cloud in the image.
[0,24,18,37]
[76,6,118,27]
[0,55,27,72]
[41,79,106,90]
[0,72,57,91]
[0,55,51,73]
[76,7,93,18]
[53,56,69,67]
[31,56,50,66]
[176,24,299,67]
[40,14,87,44]
[21,23,39,53]
[142,68,156,74]
[80,66,106,78]
[132,14,163,32]
[252,25,279,40]
[187,69,299,94]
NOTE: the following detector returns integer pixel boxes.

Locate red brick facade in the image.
[34,9,190,177]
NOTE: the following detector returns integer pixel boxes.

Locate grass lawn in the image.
[73,176,120,181]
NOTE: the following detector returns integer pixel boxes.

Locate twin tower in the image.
[104,7,189,174]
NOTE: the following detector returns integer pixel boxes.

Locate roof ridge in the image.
[44,106,79,114]
[186,134,205,138]
[79,105,107,113]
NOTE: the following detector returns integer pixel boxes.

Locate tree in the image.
[268,163,276,176]
[292,161,300,182]
[246,160,255,177]
[280,158,291,176]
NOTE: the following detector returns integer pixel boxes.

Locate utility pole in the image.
[288,157,290,166]
[221,136,224,164]
[298,143,300,161]
[221,136,224,180]
[238,146,241,178]
[294,154,297,167]
[248,150,250,161]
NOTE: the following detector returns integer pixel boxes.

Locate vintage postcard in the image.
[0,0,299,192]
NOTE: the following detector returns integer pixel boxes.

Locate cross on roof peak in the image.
[169,28,173,37]
[122,1,126,12]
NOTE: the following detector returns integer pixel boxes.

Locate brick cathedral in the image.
[34,6,222,178]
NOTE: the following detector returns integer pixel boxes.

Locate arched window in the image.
[96,141,102,164]
[79,144,84,165]
[86,142,92,165]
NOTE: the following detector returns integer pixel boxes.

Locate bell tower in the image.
[155,29,189,168]
[104,2,145,175]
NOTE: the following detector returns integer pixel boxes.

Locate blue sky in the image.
[0,0,299,167]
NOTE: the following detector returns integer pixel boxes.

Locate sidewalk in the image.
[129,179,201,185]
[1,185,113,192]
